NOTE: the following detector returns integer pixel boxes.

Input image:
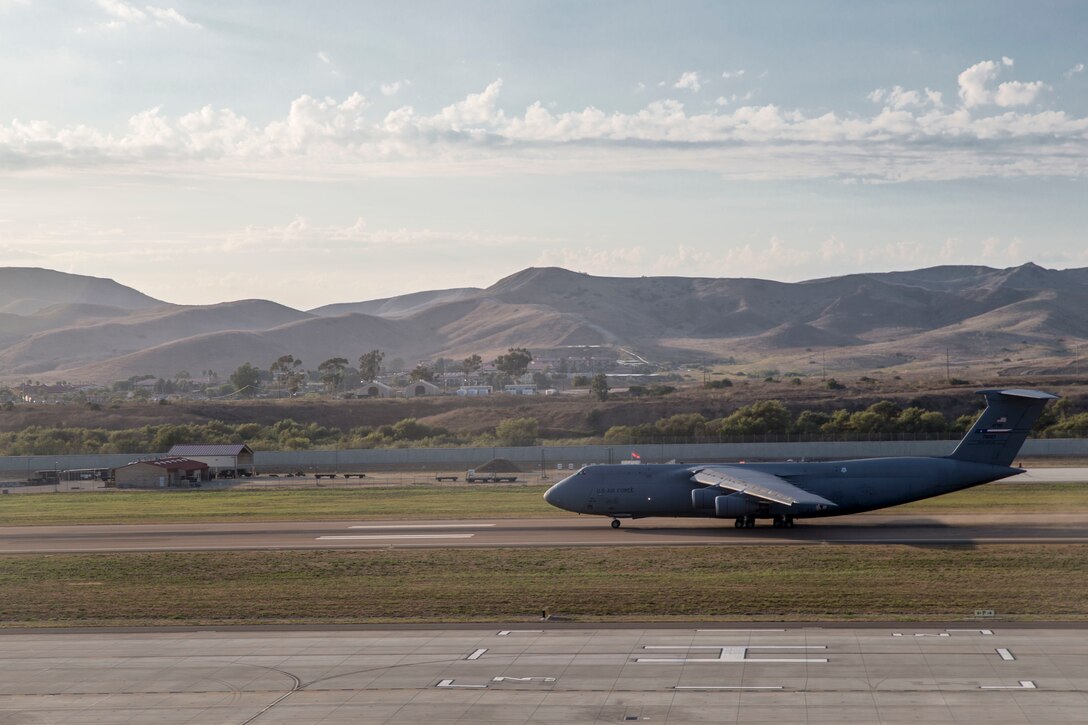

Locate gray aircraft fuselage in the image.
[543,457,1019,521]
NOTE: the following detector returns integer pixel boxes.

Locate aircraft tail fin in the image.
[948,389,1058,467]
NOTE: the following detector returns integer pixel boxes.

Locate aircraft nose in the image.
[543,479,574,511]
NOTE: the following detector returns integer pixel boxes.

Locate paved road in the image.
[1,625,1085,724]
[3,512,1088,554]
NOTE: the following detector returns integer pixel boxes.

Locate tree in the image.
[590,372,609,401]
[409,364,434,382]
[358,349,384,382]
[317,357,349,392]
[462,354,482,375]
[494,347,533,379]
[495,417,539,446]
[270,354,304,392]
[229,363,261,396]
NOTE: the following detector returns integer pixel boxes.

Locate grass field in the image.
[3,484,1085,626]
[0,481,1085,525]
[1,545,1085,626]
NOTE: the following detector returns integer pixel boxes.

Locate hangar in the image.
[114,458,208,488]
[403,380,442,397]
[167,444,255,478]
[360,381,396,398]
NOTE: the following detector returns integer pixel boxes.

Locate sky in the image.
[0,0,1085,309]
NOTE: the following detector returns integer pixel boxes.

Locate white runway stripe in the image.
[317,534,476,540]
[348,524,495,529]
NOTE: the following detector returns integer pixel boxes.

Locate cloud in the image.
[222,215,561,254]
[317,51,332,65]
[868,85,942,110]
[674,71,702,92]
[96,0,201,29]
[380,80,410,96]
[1065,63,1085,79]
[1,60,1086,183]
[957,57,1047,108]
[721,69,745,80]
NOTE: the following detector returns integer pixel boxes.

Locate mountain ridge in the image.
[0,263,1084,383]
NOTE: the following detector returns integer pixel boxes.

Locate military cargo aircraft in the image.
[543,389,1057,528]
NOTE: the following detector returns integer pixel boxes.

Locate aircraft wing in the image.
[691,466,837,509]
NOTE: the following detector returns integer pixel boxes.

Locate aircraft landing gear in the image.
[734,517,744,529]
[772,515,796,528]
[611,518,621,529]
[744,515,755,528]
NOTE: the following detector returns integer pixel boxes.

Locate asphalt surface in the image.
[2,625,1086,724]
[2,512,1088,554]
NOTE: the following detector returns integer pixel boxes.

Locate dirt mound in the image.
[474,457,522,473]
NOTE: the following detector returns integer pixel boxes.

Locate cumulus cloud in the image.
[1066,63,1085,79]
[1,60,1086,183]
[721,69,745,79]
[674,71,702,92]
[958,57,1048,108]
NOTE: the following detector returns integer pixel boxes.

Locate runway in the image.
[1,624,1086,724]
[2,512,1088,554]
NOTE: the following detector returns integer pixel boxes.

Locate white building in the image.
[456,385,493,396]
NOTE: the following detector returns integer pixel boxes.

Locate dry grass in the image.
[2,545,1085,626]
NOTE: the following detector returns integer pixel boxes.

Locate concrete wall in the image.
[1,438,1085,478]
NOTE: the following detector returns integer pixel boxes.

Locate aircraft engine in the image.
[691,487,718,509]
[714,492,758,518]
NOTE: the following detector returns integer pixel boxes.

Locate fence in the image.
[1,438,1086,479]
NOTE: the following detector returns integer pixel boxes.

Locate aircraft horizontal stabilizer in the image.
[691,467,837,509]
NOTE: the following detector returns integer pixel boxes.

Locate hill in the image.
[0,263,1086,383]
[0,268,163,315]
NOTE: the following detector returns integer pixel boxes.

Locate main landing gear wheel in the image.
[744,515,756,528]
[611,518,621,529]
[734,517,744,529]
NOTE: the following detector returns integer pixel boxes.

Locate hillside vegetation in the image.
[4,379,1086,455]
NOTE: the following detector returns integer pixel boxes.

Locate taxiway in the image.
[1,624,1086,724]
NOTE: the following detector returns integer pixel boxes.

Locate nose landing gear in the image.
[611,518,621,529]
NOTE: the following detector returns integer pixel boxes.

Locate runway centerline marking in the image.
[348,524,495,529]
[675,685,784,690]
[997,648,1015,661]
[467,649,487,660]
[981,680,1036,689]
[316,534,475,540]
[436,679,486,689]
[637,645,827,664]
